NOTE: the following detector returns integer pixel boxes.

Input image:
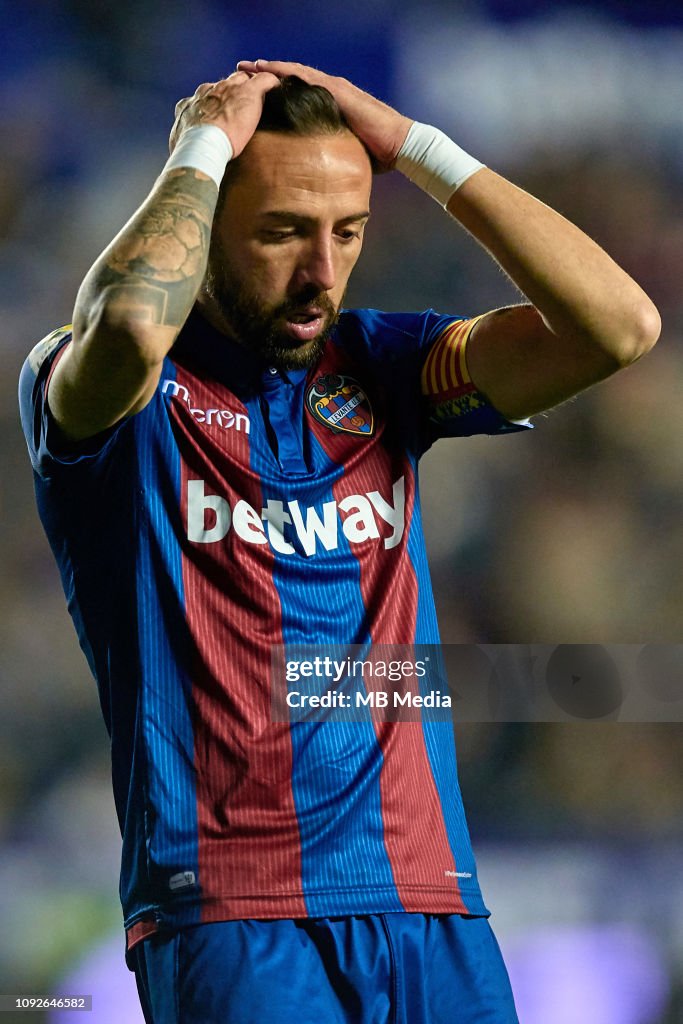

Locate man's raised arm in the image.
[239,59,660,420]
[443,169,660,420]
[48,70,279,442]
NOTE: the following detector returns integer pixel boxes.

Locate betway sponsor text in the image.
[187,477,405,556]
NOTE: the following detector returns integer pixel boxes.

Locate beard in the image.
[203,245,341,372]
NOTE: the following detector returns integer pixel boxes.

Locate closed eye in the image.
[261,229,298,242]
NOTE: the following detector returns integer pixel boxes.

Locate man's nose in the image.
[295,238,336,293]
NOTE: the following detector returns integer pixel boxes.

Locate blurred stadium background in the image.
[2,1,683,1021]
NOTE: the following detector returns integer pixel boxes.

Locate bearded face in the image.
[203,236,341,371]
[198,130,372,371]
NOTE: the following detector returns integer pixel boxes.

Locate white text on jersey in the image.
[162,379,250,433]
[187,477,406,556]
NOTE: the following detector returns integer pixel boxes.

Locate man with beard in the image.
[19,63,659,1023]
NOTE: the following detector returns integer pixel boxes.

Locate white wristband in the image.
[395,121,485,208]
[163,124,233,188]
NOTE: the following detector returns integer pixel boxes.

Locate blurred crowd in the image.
[1,1,682,1020]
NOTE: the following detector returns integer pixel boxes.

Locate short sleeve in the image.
[18,326,128,479]
[335,308,532,457]
[419,312,532,445]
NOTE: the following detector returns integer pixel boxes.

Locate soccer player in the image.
[19,62,659,1023]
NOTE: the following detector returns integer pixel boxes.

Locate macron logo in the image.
[162,379,250,433]
[187,477,406,557]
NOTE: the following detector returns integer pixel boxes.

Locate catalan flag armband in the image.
[420,315,488,424]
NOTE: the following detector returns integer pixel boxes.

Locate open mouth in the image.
[284,308,325,342]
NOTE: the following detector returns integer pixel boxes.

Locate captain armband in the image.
[421,316,488,422]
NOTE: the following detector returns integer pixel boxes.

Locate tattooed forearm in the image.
[109,170,214,282]
[76,167,218,332]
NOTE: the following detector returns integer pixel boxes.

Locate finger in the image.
[237,59,315,79]
[199,71,254,98]
[242,70,282,94]
[236,59,282,71]
[221,69,252,84]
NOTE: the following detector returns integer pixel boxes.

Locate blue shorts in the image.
[130,913,519,1024]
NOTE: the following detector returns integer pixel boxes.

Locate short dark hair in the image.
[256,75,351,136]
[217,76,373,206]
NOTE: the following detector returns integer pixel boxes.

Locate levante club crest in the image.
[306,373,374,436]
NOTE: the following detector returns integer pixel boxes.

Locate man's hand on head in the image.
[169,70,281,158]
[236,59,413,171]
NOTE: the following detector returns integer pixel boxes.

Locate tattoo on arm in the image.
[81,168,218,330]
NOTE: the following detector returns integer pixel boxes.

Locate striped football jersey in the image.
[19,306,529,953]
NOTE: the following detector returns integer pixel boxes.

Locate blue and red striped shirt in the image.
[19,306,528,953]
